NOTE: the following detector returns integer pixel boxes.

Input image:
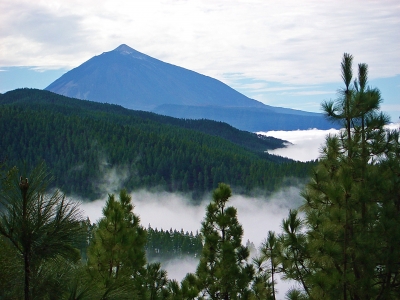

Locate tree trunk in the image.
[20,178,30,300]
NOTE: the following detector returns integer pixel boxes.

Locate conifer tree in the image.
[279,53,400,299]
[142,262,170,300]
[196,183,254,299]
[276,210,311,299]
[87,189,147,297]
[251,231,281,300]
[0,162,84,300]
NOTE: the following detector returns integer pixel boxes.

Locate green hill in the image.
[0,88,314,200]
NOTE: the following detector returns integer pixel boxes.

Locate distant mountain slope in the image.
[45,44,337,131]
[0,89,314,200]
[46,44,264,111]
[153,104,335,132]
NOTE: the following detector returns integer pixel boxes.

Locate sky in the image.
[1,0,399,122]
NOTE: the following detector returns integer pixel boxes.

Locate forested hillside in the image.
[0,89,314,200]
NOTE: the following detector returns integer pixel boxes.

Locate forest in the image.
[0,88,314,200]
[0,54,399,299]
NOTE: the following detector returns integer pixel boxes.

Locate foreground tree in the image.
[196,183,254,299]
[251,230,281,300]
[279,53,400,299]
[0,162,85,300]
[142,262,170,299]
[87,189,147,298]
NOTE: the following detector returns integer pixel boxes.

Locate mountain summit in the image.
[45,44,335,131]
[113,44,150,59]
[114,44,136,53]
[46,44,264,111]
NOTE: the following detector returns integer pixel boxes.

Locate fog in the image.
[81,186,304,248]
[259,128,339,162]
[80,186,304,297]
[260,122,400,162]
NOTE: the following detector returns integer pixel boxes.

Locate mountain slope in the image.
[1,88,286,152]
[45,44,337,131]
[46,44,264,111]
[0,89,314,200]
[153,104,335,132]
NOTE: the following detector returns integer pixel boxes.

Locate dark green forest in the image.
[0,89,314,200]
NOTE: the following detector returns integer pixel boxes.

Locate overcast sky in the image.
[1,0,399,121]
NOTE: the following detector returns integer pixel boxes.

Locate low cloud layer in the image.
[161,256,199,282]
[260,122,400,162]
[79,186,304,298]
[260,128,340,162]
[80,186,303,247]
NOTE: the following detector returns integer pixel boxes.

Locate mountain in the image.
[46,44,337,131]
[152,104,331,132]
[0,88,314,200]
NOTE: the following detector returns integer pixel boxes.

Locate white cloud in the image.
[79,197,108,223]
[79,186,304,298]
[259,128,339,162]
[1,0,399,86]
[258,122,400,162]
[386,122,400,131]
[80,186,304,248]
[162,257,199,282]
[281,90,335,96]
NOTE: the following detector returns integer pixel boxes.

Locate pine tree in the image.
[279,53,400,299]
[0,162,84,300]
[279,209,314,299]
[255,230,280,300]
[195,183,254,299]
[87,189,147,297]
[142,262,170,300]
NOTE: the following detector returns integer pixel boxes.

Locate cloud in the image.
[79,125,400,234]
[258,122,400,162]
[1,0,399,86]
[281,90,335,96]
[2,0,398,123]
[386,122,400,131]
[79,185,305,298]
[162,256,199,282]
[80,186,304,248]
[258,128,339,162]
[0,1,98,68]
[79,197,108,223]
